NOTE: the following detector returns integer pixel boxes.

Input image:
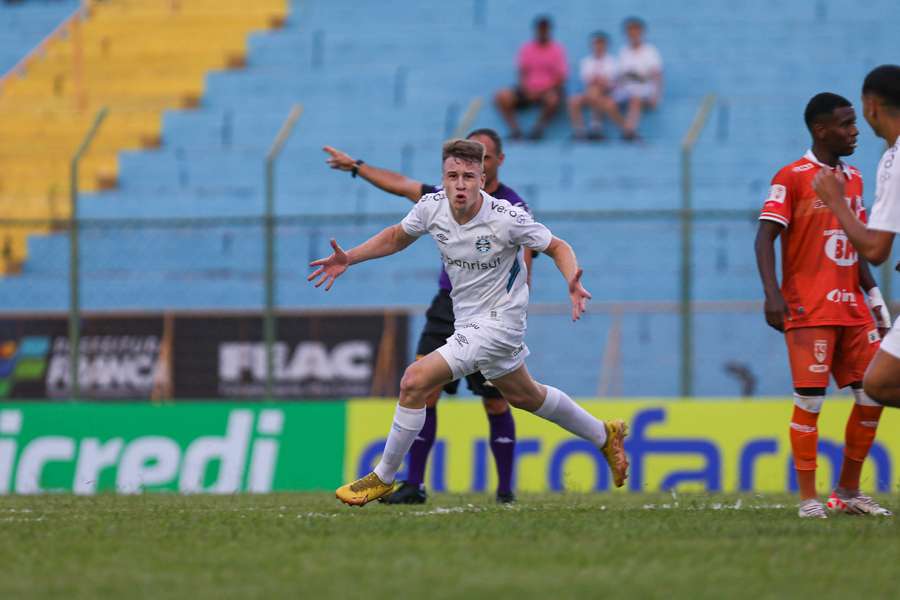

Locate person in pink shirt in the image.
[494,15,568,140]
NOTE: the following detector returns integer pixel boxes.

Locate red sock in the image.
[839,403,883,490]
[790,405,819,499]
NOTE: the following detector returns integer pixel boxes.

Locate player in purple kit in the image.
[323,129,529,503]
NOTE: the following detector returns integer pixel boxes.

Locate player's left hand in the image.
[568,268,592,321]
[812,167,846,209]
[307,239,349,291]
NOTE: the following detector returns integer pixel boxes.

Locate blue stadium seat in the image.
[3,0,899,396]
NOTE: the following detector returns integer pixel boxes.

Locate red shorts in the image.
[785,324,880,389]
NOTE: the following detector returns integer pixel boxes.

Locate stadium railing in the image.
[680,93,717,396]
[264,104,303,398]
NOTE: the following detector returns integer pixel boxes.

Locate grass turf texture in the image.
[1,493,898,599]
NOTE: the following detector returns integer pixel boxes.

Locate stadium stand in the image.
[0,0,287,273]
[2,0,899,395]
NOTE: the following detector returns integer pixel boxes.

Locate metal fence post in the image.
[68,106,108,401]
[451,97,483,139]
[264,104,303,399]
[680,94,716,398]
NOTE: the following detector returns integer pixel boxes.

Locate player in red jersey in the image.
[755,93,892,518]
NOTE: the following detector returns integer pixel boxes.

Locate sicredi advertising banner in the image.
[0,403,344,494]
[346,399,900,494]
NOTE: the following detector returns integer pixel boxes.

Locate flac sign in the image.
[175,313,407,398]
[0,403,345,494]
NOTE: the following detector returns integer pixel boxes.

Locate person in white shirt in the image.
[567,31,619,140]
[309,139,629,506]
[813,64,900,407]
[609,17,663,141]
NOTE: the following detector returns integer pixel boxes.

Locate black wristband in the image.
[351,159,364,178]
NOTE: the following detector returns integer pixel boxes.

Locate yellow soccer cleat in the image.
[601,419,629,488]
[335,472,396,506]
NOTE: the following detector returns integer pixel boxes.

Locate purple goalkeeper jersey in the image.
[420,182,529,292]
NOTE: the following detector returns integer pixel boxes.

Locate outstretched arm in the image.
[308,225,417,291]
[323,146,423,202]
[813,169,895,264]
[543,236,592,321]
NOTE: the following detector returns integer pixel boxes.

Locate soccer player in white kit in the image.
[308,139,629,506]
[814,64,900,409]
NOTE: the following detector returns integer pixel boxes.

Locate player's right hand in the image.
[323,146,355,171]
[763,293,791,332]
[568,268,592,322]
[307,239,349,291]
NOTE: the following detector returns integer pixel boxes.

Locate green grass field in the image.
[2,492,898,599]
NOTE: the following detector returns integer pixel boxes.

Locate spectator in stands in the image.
[567,31,618,140]
[610,17,663,141]
[494,15,568,141]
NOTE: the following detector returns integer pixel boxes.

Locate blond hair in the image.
[441,138,484,169]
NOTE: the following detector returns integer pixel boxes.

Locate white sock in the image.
[373,404,426,484]
[852,387,882,407]
[534,385,607,448]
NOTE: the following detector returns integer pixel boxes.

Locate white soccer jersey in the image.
[869,138,900,233]
[401,190,552,329]
[868,138,900,360]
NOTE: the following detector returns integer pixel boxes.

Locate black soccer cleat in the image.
[496,491,516,504]
[380,481,427,505]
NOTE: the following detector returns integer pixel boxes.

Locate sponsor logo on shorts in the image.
[512,344,524,358]
[814,339,828,363]
[475,236,491,253]
[808,364,829,373]
[454,333,468,346]
[868,329,881,344]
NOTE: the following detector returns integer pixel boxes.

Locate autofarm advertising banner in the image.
[346,399,900,494]
[0,311,407,400]
[0,403,344,494]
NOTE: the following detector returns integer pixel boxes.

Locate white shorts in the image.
[880,317,900,359]
[613,81,658,103]
[436,320,530,383]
